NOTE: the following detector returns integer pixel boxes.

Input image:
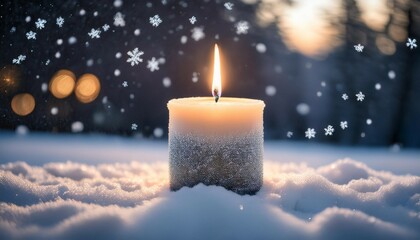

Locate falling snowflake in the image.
[12,55,26,64]
[287,131,293,138]
[131,123,138,130]
[406,38,417,49]
[102,24,110,32]
[356,91,365,101]
[56,17,64,27]
[224,2,234,10]
[354,44,364,52]
[26,31,36,40]
[122,81,128,87]
[149,15,162,27]
[189,16,197,24]
[113,12,125,27]
[45,59,50,65]
[88,28,101,39]
[147,57,160,72]
[126,48,144,66]
[342,93,348,100]
[191,27,205,41]
[324,125,334,136]
[235,21,249,35]
[239,204,244,211]
[340,121,348,130]
[305,128,316,139]
[192,72,199,82]
[35,18,47,29]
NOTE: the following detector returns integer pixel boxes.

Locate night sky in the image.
[0,0,419,147]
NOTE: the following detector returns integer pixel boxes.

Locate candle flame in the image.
[212,44,221,102]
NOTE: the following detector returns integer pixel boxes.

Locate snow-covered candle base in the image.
[168,97,265,195]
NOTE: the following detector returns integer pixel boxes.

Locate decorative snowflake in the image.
[122,81,128,87]
[35,18,47,29]
[26,31,36,40]
[56,17,64,27]
[114,12,125,27]
[340,121,348,130]
[88,28,101,39]
[191,27,205,41]
[287,131,293,138]
[126,48,144,66]
[147,57,160,72]
[354,44,364,52]
[131,123,138,130]
[224,2,234,10]
[305,128,316,139]
[149,15,162,27]
[406,38,417,50]
[356,91,365,101]
[189,16,197,24]
[324,125,334,136]
[102,24,110,32]
[342,93,348,100]
[12,55,26,64]
[235,21,249,35]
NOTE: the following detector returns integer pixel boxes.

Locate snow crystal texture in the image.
[1,158,420,240]
[169,130,263,195]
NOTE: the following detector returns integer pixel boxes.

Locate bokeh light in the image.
[49,69,76,99]
[11,93,35,116]
[75,73,101,103]
[0,65,20,94]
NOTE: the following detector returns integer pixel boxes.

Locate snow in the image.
[235,21,250,34]
[87,28,101,39]
[406,38,417,49]
[191,27,205,41]
[35,18,46,29]
[146,57,160,72]
[126,48,144,66]
[189,16,197,24]
[324,125,334,136]
[56,17,64,27]
[0,133,419,240]
[356,91,365,101]
[26,31,36,40]
[354,43,364,52]
[113,12,125,27]
[12,55,26,64]
[224,2,234,10]
[149,15,162,27]
[305,128,316,139]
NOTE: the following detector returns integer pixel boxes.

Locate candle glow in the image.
[212,44,222,102]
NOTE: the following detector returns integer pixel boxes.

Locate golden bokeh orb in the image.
[49,69,76,99]
[11,93,35,116]
[75,73,101,103]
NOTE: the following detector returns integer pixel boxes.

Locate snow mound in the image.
[0,159,419,240]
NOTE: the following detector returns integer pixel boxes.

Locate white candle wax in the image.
[168,97,265,195]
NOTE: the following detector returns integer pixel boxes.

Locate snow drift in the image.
[0,158,419,239]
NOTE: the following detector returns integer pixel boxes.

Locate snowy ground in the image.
[0,132,419,239]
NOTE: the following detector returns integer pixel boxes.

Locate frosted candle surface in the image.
[168,97,265,195]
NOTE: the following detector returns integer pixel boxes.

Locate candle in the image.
[167,44,265,195]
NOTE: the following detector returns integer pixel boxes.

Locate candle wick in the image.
[213,89,220,103]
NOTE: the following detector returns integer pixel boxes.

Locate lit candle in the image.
[167,44,265,195]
